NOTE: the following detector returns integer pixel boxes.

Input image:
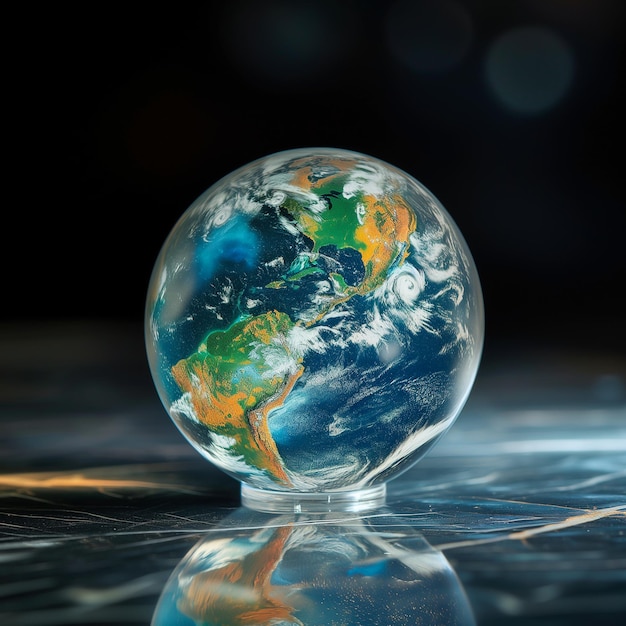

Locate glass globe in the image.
[145,147,484,512]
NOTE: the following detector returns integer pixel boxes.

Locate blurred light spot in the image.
[485,26,575,115]
[219,0,356,84]
[385,0,473,73]
[378,339,402,364]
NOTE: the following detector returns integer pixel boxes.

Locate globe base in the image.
[240,483,387,514]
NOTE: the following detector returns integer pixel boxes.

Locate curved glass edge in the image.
[240,483,387,514]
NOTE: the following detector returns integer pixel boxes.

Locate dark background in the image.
[7,0,625,363]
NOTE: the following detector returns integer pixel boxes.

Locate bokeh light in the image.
[485,26,575,115]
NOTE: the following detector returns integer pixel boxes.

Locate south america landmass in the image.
[171,310,302,485]
[176,525,303,626]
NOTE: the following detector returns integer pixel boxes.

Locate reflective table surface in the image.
[1,321,625,625]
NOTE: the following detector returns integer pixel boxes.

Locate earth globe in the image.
[145,147,484,512]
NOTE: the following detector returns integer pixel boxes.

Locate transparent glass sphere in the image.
[145,148,484,510]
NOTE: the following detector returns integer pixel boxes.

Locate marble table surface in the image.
[1,321,625,625]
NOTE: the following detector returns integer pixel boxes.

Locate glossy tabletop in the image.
[1,321,625,625]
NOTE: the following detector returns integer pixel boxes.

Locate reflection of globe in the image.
[152,509,476,626]
[145,147,483,510]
